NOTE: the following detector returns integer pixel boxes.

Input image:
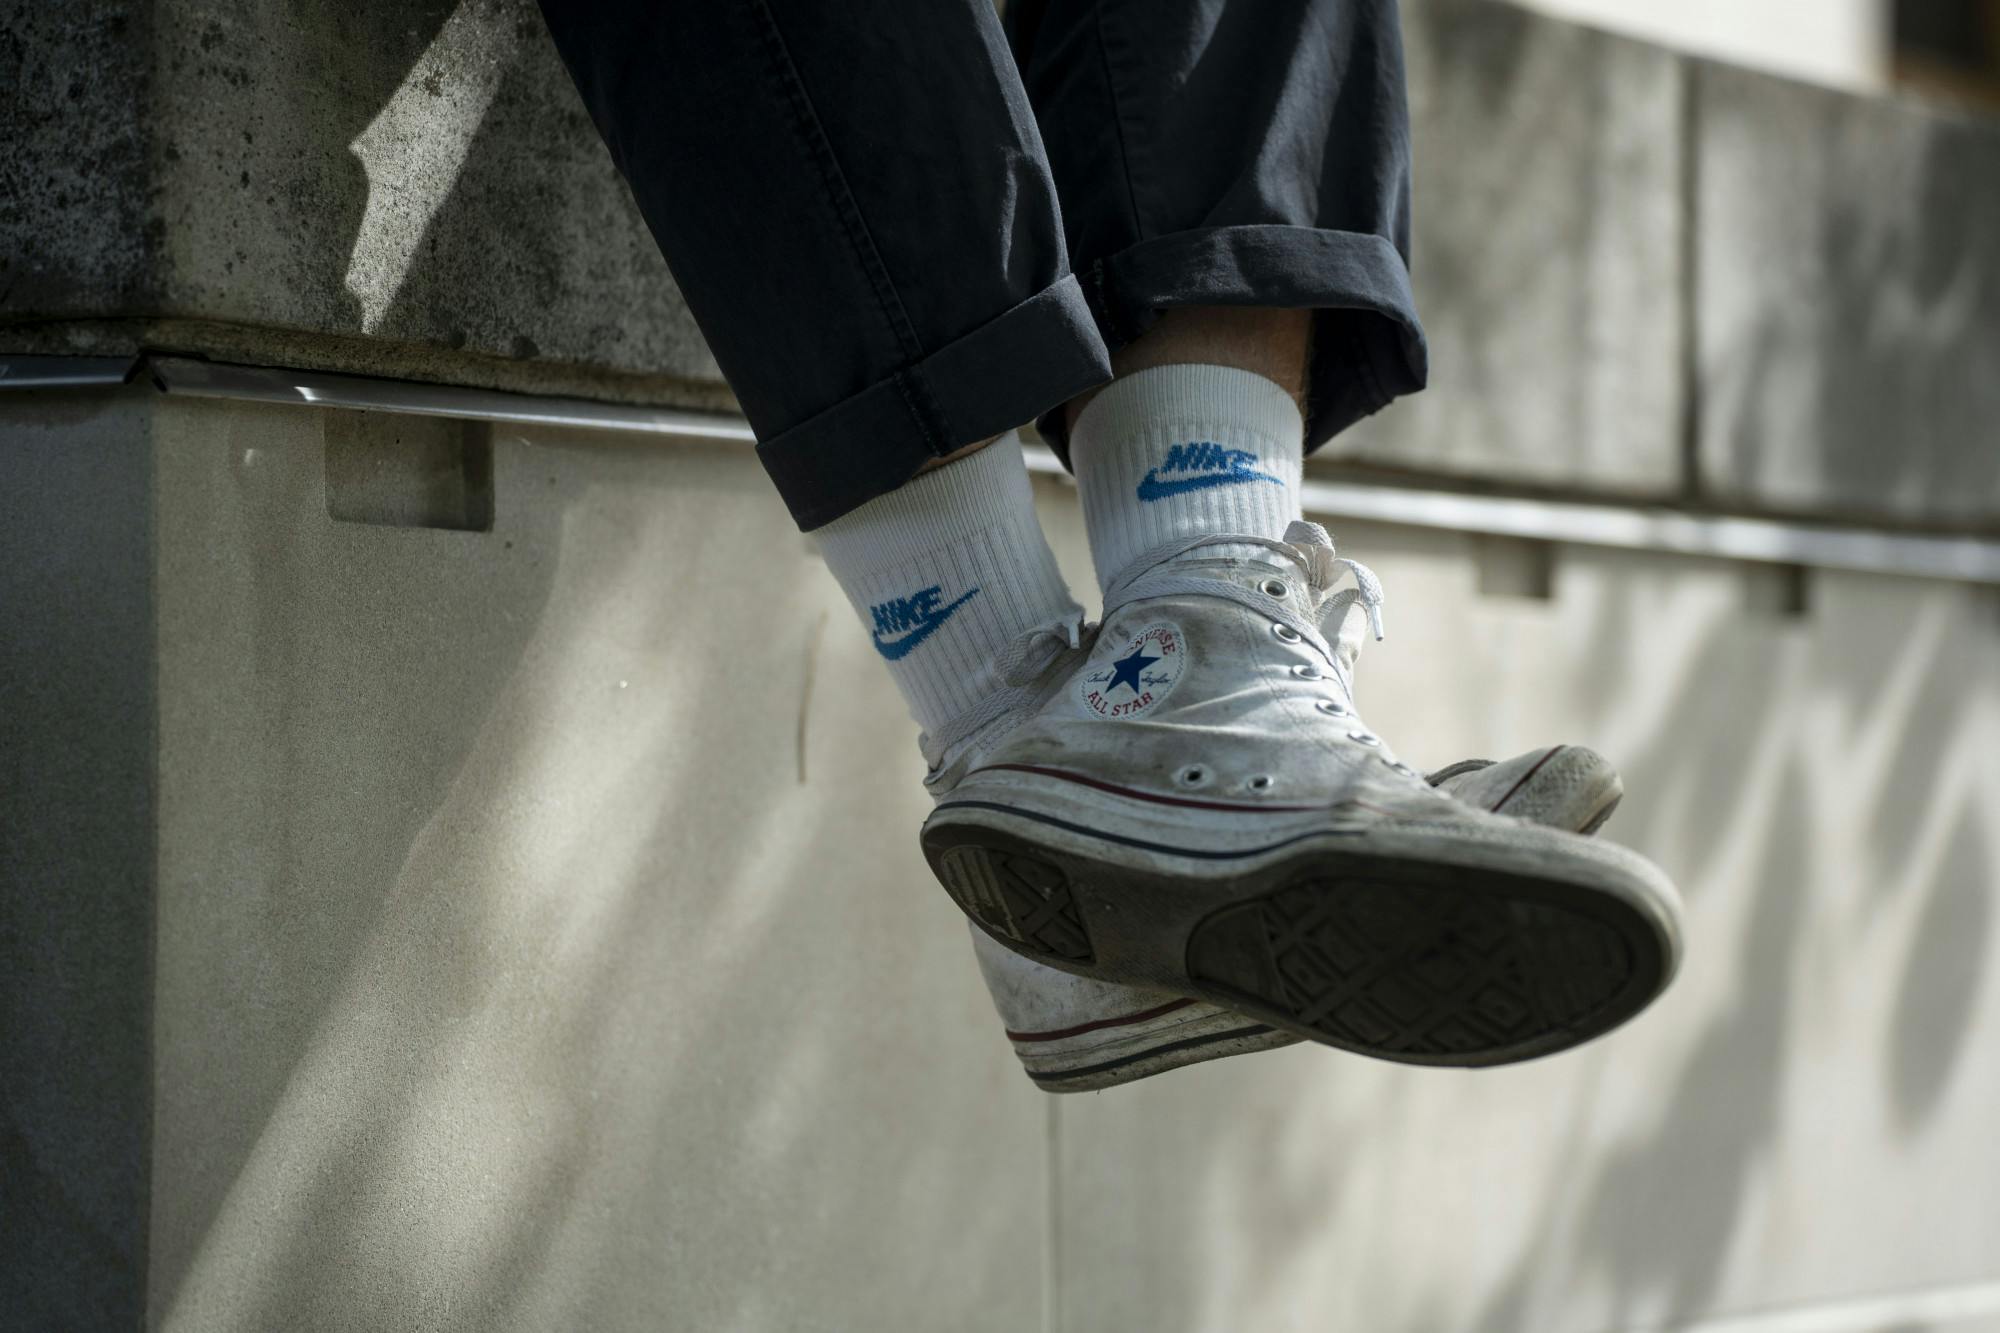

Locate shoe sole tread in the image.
[924,806,1676,1068]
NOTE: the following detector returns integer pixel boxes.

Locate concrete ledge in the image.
[1323,0,1687,497]
[1695,61,2000,528]
[1,0,725,407]
[6,1,1998,526]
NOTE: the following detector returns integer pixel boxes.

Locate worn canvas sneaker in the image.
[973,745,1627,1092]
[920,522,1684,1069]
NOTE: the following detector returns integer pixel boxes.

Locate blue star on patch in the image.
[1106,646,1160,694]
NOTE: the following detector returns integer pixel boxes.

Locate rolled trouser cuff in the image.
[1035,224,1429,466]
[761,274,1113,530]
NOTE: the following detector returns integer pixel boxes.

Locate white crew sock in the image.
[813,430,1079,735]
[1070,363,1305,593]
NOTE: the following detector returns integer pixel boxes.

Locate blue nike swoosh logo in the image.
[871,588,980,660]
[1136,467,1282,501]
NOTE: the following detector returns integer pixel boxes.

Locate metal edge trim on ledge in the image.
[72,353,2000,588]
[1025,449,2000,588]
[0,354,142,389]
[147,354,757,443]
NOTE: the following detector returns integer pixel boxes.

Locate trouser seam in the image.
[1092,1,1146,249]
[892,367,958,451]
[1344,320,1390,410]
[1087,256,1143,349]
[747,0,952,448]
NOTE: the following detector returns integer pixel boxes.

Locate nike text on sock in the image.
[811,430,1080,737]
[1070,363,1306,594]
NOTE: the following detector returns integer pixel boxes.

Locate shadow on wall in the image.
[1488,582,1991,1331]
[145,0,694,377]
[132,5,2000,1328]
[1056,537,1997,1331]
[1484,588,1993,1329]
[163,0,463,333]
[149,430,1038,1331]
[1702,70,2000,526]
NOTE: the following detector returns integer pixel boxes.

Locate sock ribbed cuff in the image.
[1070,364,1305,593]
[813,431,1078,734]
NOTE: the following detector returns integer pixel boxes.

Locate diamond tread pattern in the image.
[1252,877,1633,1057]
[938,846,1093,962]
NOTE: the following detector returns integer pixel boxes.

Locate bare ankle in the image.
[1064,306,1311,436]
[918,433,1006,474]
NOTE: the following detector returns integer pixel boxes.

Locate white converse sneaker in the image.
[972,745,1628,1091]
[921,522,1684,1068]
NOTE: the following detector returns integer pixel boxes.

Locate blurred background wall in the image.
[1505,0,1890,90]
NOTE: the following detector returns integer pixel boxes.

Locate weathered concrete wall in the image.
[0,390,157,1331]
[0,5,160,319]
[138,401,1046,1331]
[1694,62,2000,528]
[5,0,1999,1321]
[1327,0,1688,497]
[9,0,1998,525]
[8,389,1998,1329]
[1,0,723,407]
[1053,521,2000,1332]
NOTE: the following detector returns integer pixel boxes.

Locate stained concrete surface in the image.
[1694,61,2000,529]
[1038,506,2000,1332]
[138,401,1047,1331]
[0,389,157,1331]
[5,0,2000,1323]
[1324,0,1687,496]
[4,393,1990,1329]
[10,0,2000,519]
[1,0,723,407]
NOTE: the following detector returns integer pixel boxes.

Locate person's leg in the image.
[1064,306,1312,435]
[536,0,1111,528]
[1006,0,1426,468]
[536,0,1110,739]
[927,0,1682,1073]
[941,0,1391,1091]
[1001,0,1422,596]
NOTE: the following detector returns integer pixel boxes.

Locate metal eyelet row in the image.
[1283,624,1374,756]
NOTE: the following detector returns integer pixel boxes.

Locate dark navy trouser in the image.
[537,0,1427,530]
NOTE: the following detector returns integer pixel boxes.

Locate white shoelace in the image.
[1103,520,1385,701]
[920,521,1389,772]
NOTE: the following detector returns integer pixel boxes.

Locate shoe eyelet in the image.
[1290,663,1322,680]
[1271,623,1302,644]
[1175,765,1211,788]
[1259,578,1289,599]
[1246,774,1274,793]
[1348,731,1382,747]
[1383,758,1418,777]
[1315,699,1348,717]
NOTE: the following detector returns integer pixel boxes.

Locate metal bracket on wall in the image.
[5,352,1994,587]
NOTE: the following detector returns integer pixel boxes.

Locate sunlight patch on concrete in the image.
[343,0,517,333]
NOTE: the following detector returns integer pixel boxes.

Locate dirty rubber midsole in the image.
[1025,1021,1280,1091]
[922,789,1679,1068]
